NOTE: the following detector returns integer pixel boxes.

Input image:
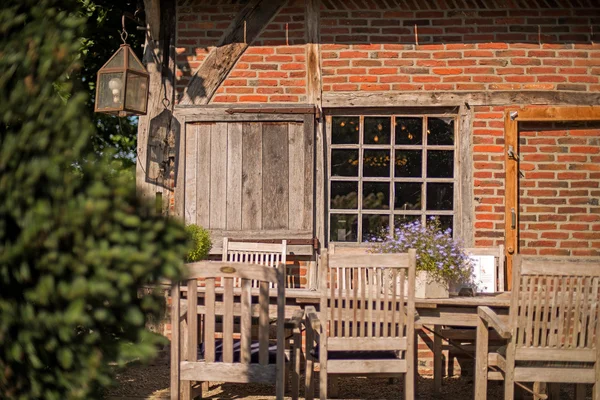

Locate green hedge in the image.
[0,1,187,398]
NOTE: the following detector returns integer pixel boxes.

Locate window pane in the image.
[427,150,454,178]
[394,215,421,228]
[331,181,358,209]
[330,214,358,242]
[426,215,453,233]
[395,117,423,145]
[395,150,422,177]
[363,149,391,177]
[363,182,390,210]
[331,149,359,177]
[364,117,391,145]
[428,117,454,145]
[426,183,454,210]
[394,182,422,210]
[362,215,389,242]
[332,116,359,144]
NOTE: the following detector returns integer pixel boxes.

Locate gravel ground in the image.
[104,360,592,400]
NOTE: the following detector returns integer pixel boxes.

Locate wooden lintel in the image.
[225,106,317,115]
[323,91,600,108]
[179,0,285,106]
[510,106,600,121]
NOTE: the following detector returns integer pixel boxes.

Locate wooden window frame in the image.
[504,105,600,290]
[326,110,460,244]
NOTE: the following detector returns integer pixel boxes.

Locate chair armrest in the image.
[285,309,305,332]
[478,306,511,339]
[305,306,321,332]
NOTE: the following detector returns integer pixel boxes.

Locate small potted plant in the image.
[185,224,212,262]
[370,218,474,298]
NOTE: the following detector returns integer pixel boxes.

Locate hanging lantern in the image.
[95,18,149,117]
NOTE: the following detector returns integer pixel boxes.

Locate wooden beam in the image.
[305,0,322,107]
[137,0,176,210]
[179,0,285,106]
[512,106,600,121]
[323,91,600,108]
[504,110,518,291]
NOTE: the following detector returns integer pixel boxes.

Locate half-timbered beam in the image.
[179,0,285,106]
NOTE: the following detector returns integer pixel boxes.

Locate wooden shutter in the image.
[183,120,313,239]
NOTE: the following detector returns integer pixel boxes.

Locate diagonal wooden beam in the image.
[179,0,285,106]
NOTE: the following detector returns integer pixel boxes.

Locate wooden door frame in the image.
[504,106,600,290]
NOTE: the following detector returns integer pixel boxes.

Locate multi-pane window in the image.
[328,114,457,243]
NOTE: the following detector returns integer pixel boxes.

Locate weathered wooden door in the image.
[182,117,314,243]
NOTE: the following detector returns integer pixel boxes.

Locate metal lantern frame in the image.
[94,43,149,117]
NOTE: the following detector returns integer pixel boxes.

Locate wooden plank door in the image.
[182,119,314,241]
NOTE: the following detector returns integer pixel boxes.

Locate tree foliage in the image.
[0,1,187,398]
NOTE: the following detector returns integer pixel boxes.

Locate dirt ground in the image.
[105,361,589,400]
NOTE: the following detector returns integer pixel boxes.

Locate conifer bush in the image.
[0,1,187,398]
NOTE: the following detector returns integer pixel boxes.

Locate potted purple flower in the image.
[370,218,474,298]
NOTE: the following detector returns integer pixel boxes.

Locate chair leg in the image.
[433,325,442,394]
[291,329,301,400]
[319,342,327,400]
[575,384,586,400]
[533,382,546,400]
[329,376,339,398]
[548,383,560,400]
[594,381,600,400]
[305,322,315,400]
[474,318,489,400]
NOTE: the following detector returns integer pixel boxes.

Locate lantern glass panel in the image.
[97,72,125,110]
[128,51,145,72]
[125,72,148,113]
[104,48,125,69]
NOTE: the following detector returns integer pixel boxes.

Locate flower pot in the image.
[414,271,449,299]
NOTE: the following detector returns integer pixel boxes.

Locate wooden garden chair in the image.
[435,245,506,386]
[170,261,301,400]
[474,255,600,400]
[305,249,417,400]
[221,238,288,288]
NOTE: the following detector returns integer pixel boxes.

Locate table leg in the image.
[474,317,489,400]
[433,325,442,393]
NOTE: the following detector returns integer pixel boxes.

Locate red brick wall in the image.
[318,0,600,93]
[518,122,600,256]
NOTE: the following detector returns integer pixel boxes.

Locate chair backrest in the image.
[509,256,600,362]
[319,249,416,351]
[222,238,287,288]
[171,261,285,393]
[464,245,505,292]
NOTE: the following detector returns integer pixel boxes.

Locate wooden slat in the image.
[374,268,381,337]
[327,337,407,352]
[587,277,599,348]
[532,276,543,347]
[195,124,212,227]
[540,275,552,347]
[515,348,596,363]
[548,276,559,348]
[367,267,373,338]
[209,122,228,229]
[185,261,278,283]
[184,124,197,225]
[513,367,596,384]
[226,123,242,230]
[223,277,234,363]
[170,282,180,400]
[578,277,590,348]
[226,241,285,252]
[572,277,583,349]
[262,123,289,229]
[360,267,366,337]
[241,122,262,230]
[329,254,410,268]
[240,278,252,364]
[187,279,198,363]
[353,268,359,338]
[345,267,352,337]
[258,281,269,365]
[204,278,216,362]
[327,359,407,374]
[513,106,600,121]
[180,361,277,384]
[383,270,389,337]
[521,260,600,277]
[302,115,314,231]
[288,122,306,231]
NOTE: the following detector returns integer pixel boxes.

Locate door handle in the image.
[511,208,516,229]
